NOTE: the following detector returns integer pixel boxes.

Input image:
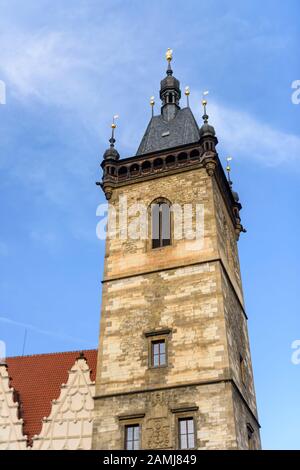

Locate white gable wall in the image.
[0,357,95,450]
[0,364,28,450]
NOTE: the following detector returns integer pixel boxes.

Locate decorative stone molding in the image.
[31,357,95,450]
[146,418,170,449]
[0,364,27,450]
[202,151,217,176]
[97,144,204,200]
[235,223,247,241]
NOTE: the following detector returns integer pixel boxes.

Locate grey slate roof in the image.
[136,107,201,156]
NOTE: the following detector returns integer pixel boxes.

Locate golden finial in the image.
[166,48,173,63]
[226,157,232,183]
[185,86,190,107]
[110,115,119,144]
[111,114,119,129]
[202,91,209,122]
[150,96,155,117]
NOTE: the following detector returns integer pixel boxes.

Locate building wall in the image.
[102,168,217,282]
[93,383,238,450]
[212,175,260,446]
[93,166,260,449]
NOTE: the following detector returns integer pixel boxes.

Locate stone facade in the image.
[92,163,261,449]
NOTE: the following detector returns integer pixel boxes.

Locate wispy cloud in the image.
[0,316,89,347]
[0,1,298,253]
[192,93,300,169]
[0,21,140,119]
[29,230,60,252]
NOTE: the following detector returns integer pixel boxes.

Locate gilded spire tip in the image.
[226,157,233,184]
[185,86,190,107]
[150,96,155,117]
[166,48,173,62]
[110,115,119,146]
[202,91,209,123]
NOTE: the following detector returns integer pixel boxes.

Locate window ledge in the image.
[118,413,145,421]
[171,405,199,414]
[145,328,172,337]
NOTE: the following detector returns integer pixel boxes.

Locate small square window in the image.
[178,418,195,449]
[151,340,166,367]
[125,424,140,450]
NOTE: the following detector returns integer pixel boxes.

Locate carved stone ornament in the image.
[146,418,170,449]
[202,152,217,176]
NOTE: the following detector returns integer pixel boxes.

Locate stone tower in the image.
[92,50,261,450]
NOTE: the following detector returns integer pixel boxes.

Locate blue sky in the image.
[0,0,299,449]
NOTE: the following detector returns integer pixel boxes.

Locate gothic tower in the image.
[92,50,261,450]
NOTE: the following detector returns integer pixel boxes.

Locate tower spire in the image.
[199,91,216,141]
[109,114,118,147]
[185,86,190,107]
[150,96,155,117]
[166,48,173,75]
[103,115,120,161]
[160,48,181,121]
[201,91,209,124]
[226,157,233,186]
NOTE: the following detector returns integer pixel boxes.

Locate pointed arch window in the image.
[151,199,171,249]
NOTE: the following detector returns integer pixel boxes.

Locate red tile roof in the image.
[6,349,97,444]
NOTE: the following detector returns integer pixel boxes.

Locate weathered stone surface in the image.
[93,163,261,449]
[93,383,239,450]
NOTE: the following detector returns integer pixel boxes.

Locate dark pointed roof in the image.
[136,106,201,155]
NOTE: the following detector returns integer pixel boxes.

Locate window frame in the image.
[178,417,196,450]
[247,423,255,450]
[151,339,167,368]
[124,423,141,450]
[150,198,172,250]
[118,413,144,450]
[145,329,171,369]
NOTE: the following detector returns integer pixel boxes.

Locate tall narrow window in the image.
[151,201,171,249]
[151,339,166,367]
[247,424,254,450]
[178,418,195,449]
[240,354,246,384]
[125,424,140,450]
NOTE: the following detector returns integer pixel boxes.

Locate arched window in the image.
[153,158,163,170]
[151,199,171,249]
[118,166,128,178]
[166,155,175,167]
[190,149,200,160]
[141,160,151,172]
[178,152,188,164]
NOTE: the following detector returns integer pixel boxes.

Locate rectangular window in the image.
[151,202,171,249]
[151,339,166,367]
[179,418,195,449]
[125,424,140,450]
